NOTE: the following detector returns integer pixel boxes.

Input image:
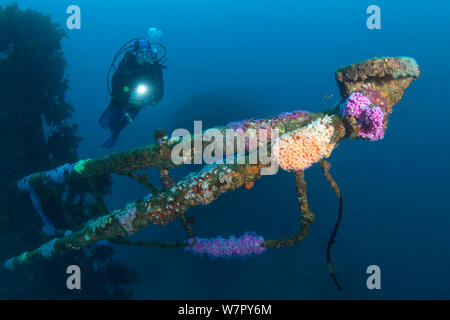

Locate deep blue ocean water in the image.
[7,0,450,299]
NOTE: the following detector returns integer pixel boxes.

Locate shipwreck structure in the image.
[3,57,420,289]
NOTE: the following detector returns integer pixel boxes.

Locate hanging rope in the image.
[320,160,343,291]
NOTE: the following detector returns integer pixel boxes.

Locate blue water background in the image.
[9,0,450,299]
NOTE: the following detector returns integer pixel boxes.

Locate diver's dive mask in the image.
[135,38,156,65]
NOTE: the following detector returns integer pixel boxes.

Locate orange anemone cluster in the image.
[273,116,336,172]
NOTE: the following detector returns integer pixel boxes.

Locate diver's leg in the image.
[100,103,125,129]
[99,104,112,128]
[100,103,126,148]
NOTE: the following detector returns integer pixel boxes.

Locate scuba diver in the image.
[100,28,167,148]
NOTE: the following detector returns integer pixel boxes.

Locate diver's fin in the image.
[99,105,112,129]
[101,132,119,149]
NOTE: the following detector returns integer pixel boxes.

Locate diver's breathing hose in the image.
[151,42,167,63]
[113,38,139,61]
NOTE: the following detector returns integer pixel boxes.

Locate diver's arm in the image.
[128,92,144,107]
[151,64,164,103]
[126,64,164,108]
[111,52,141,105]
[142,63,164,104]
[127,87,151,108]
[111,74,131,107]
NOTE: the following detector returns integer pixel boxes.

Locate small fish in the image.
[321,93,333,101]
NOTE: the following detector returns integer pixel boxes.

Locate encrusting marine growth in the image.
[185,232,266,258]
[273,116,336,172]
[4,57,420,290]
[340,91,385,141]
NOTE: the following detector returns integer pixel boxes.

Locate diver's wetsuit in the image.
[100,51,165,148]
